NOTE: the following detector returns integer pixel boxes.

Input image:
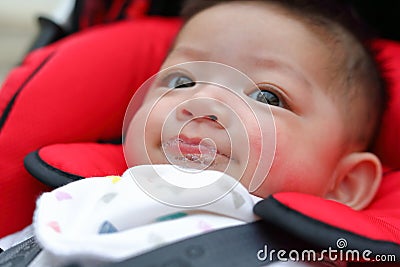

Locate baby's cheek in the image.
[254,129,276,185]
[235,127,268,192]
[124,104,160,163]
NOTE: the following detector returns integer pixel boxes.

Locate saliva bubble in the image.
[162,137,217,171]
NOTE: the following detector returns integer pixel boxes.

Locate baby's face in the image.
[125,2,349,198]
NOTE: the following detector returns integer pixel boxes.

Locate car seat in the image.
[0,0,399,266]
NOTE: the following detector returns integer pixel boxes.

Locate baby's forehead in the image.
[169,0,361,98]
[177,1,349,62]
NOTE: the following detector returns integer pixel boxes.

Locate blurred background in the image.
[0,0,183,85]
[0,0,66,83]
[1,0,399,85]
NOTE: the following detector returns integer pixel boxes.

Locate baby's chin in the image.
[158,138,229,171]
[129,145,244,181]
[158,152,231,173]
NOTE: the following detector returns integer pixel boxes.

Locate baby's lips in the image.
[162,136,216,157]
[182,140,217,156]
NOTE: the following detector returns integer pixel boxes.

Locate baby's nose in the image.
[176,82,243,127]
[176,97,231,128]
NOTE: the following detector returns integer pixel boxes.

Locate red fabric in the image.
[78,0,150,29]
[273,170,400,243]
[38,143,127,178]
[372,40,400,169]
[0,17,181,237]
[125,0,150,19]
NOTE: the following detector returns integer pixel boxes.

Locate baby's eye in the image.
[166,74,196,89]
[249,85,283,107]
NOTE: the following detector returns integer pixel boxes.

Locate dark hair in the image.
[180,0,387,151]
[181,0,374,43]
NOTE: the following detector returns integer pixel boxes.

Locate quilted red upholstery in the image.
[0,17,181,237]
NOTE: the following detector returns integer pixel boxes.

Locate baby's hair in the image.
[180,0,388,152]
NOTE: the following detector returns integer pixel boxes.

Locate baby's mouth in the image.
[161,135,230,170]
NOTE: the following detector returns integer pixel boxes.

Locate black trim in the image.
[71,0,84,32]
[116,0,134,20]
[28,17,66,52]
[24,150,84,188]
[0,220,341,267]
[349,0,400,41]
[254,196,400,260]
[0,52,55,132]
[147,0,183,17]
[98,138,122,144]
[101,220,320,267]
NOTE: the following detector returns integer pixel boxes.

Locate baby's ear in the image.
[325,152,382,210]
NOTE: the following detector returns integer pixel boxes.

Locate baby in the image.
[125,0,386,210]
[17,0,388,266]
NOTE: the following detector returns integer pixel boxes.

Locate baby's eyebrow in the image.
[253,57,311,88]
[166,46,312,95]
[168,46,209,61]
